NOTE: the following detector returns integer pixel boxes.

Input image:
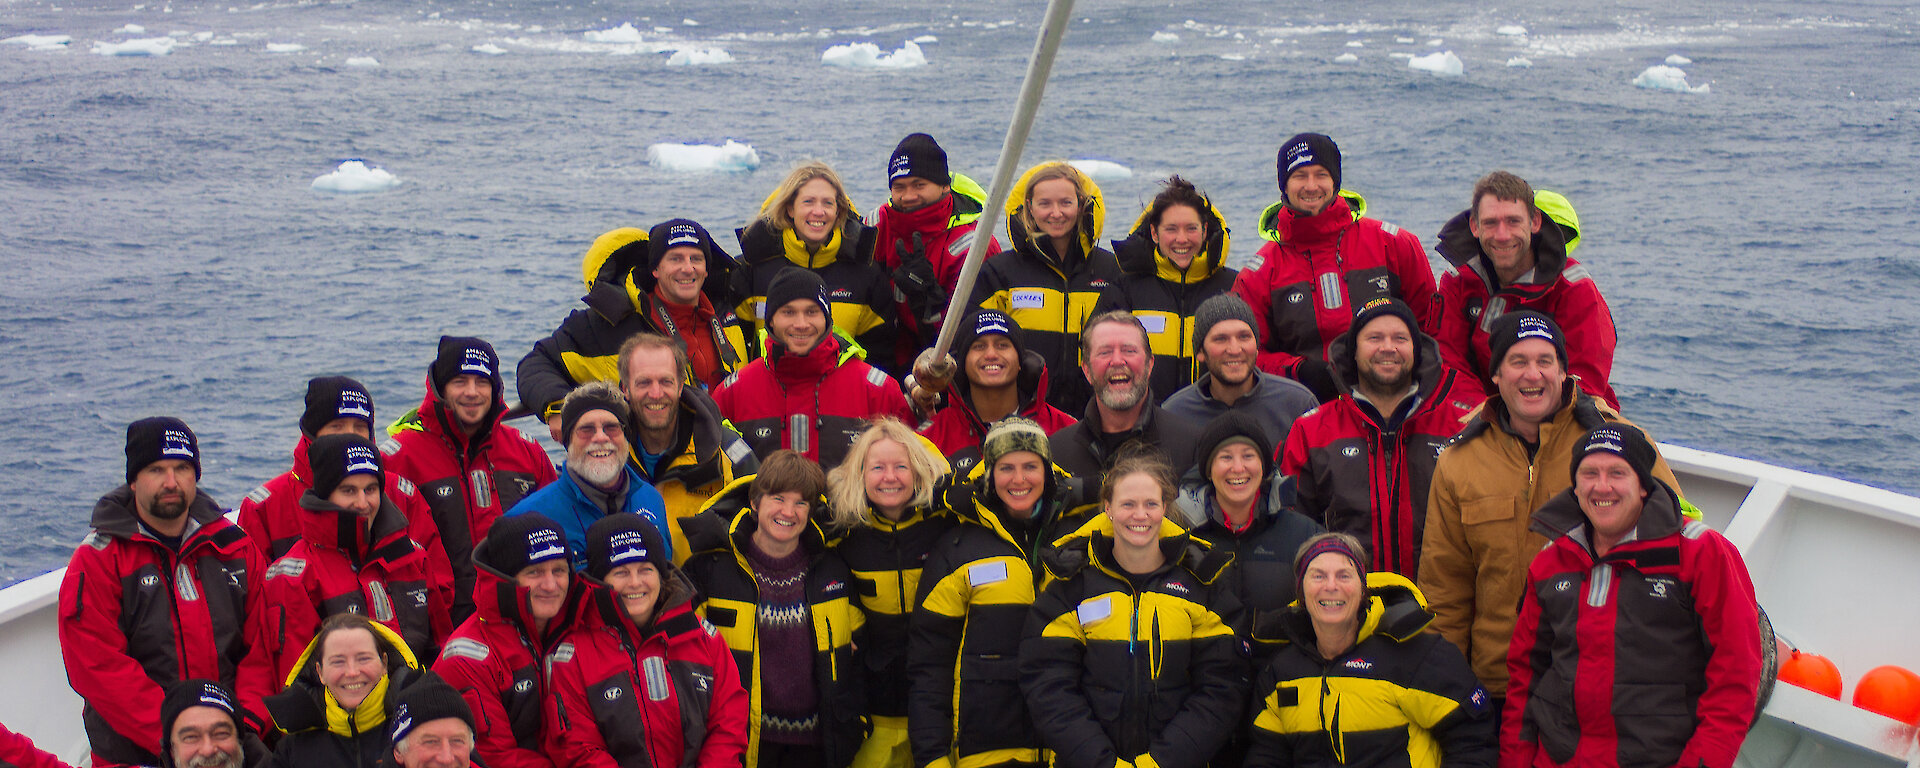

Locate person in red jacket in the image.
[383,336,559,625]
[0,723,75,768]
[547,513,750,768]
[59,418,276,768]
[264,434,452,680]
[237,376,454,608]
[871,133,1002,347]
[1504,425,1762,768]
[1232,132,1439,402]
[1434,171,1619,410]
[1280,298,1482,579]
[917,309,1075,477]
[713,268,915,469]
[432,513,583,768]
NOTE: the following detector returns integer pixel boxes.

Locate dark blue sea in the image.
[3,0,1917,584]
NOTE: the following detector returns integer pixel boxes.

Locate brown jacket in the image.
[1415,383,1681,696]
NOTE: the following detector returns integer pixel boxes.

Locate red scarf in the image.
[654,285,722,386]
[872,193,954,272]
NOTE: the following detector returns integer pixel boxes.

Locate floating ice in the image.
[1497,25,1528,36]
[1345,40,1364,48]
[92,37,174,55]
[821,40,926,69]
[1395,36,1414,44]
[1665,54,1692,65]
[3,33,72,50]
[666,47,732,65]
[1408,50,1463,76]
[1218,54,1244,61]
[1507,57,1532,68]
[1068,159,1131,182]
[472,43,507,55]
[265,42,305,52]
[912,35,937,43]
[1426,38,1443,46]
[584,23,644,44]
[1633,65,1708,93]
[344,56,379,67]
[681,18,699,26]
[311,161,400,193]
[115,23,146,34]
[1334,52,1358,63]
[192,31,212,41]
[646,140,760,173]
[1150,31,1179,45]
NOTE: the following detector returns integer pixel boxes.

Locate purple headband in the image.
[1295,537,1365,581]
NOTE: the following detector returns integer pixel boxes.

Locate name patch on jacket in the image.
[1077,596,1112,626]
[968,561,1008,587]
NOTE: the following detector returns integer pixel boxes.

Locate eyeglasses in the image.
[573,422,625,438]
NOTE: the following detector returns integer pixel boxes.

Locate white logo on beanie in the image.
[1516,316,1557,343]
[888,154,914,180]
[344,445,380,475]
[525,528,565,564]
[1285,142,1316,174]
[976,315,1010,337]
[338,390,372,419]
[608,529,650,564]
[161,429,196,459]
[667,224,701,248]
[1583,427,1626,456]
[460,347,495,377]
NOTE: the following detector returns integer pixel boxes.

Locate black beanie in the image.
[950,309,1029,368]
[646,218,717,271]
[474,513,569,577]
[1277,132,1342,197]
[1346,297,1423,368]
[558,383,629,445]
[586,513,668,580]
[1191,294,1259,352]
[765,268,833,327]
[308,433,382,498]
[300,376,375,438]
[1193,411,1274,483]
[888,133,951,187]
[126,417,200,484]
[1571,424,1658,493]
[430,336,500,395]
[1485,310,1569,370]
[162,679,241,747]
[390,672,474,746]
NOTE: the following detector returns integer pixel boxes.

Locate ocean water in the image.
[3,0,1917,584]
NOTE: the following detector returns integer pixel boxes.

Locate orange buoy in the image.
[1852,665,1920,724]
[1777,649,1842,699]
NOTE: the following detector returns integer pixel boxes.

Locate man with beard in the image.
[1163,294,1318,449]
[505,381,668,571]
[1279,298,1482,579]
[161,680,274,768]
[616,332,757,563]
[1047,310,1204,479]
[60,418,275,767]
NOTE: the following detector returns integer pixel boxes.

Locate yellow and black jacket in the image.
[638,385,759,565]
[1091,198,1236,405]
[679,477,869,768]
[516,227,750,418]
[1018,517,1248,768]
[731,218,904,377]
[1243,574,1495,768]
[970,165,1122,417]
[832,502,957,727]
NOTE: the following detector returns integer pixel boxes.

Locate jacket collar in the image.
[1258,193,1354,247]
[296,491,414,568]
[89,485,226,545]
[1530,477,1687,553]
[1434,207,1572,295]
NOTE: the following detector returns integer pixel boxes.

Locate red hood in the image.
[1268,193,1354,247]
[288,433,316,484]
[767,332,847,384]
[580,570,700,647]
[295,490,414,567]
[468,554,585,651]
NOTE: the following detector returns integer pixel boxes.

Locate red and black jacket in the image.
[918,348,1076,478]
[382,369,558,625]
[711,332,915,470]
[1279,329,1482,579]
[0,724,73,768]
[58,489,274,767]
[546,575,750,768]
[1505,481,1763,768]
[262,492,451,680]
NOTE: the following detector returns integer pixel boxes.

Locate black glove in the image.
[937,474,974,515]
[1292,358,1341,404]
[893,232,948,330]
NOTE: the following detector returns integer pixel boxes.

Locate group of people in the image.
[20,130,1768,768]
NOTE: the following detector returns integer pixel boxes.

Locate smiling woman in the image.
[263,615,430,768]
[1090,176,1237,404]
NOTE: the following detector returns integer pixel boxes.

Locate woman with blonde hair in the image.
[967,162,1121,415]
[732,161,906,375]
[823,418,956,768]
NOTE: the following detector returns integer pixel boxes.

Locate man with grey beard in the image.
[1047,310,1204,480]
[161,680,274,768]
[504,381,668,571]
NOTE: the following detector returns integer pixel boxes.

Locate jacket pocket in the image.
[1527,674,1580,765]
[1612,683,1696,767]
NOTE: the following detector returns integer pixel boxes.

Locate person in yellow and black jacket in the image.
[679,451,868,768]
[613,332,759,564]
[909,418,1091,768]
[1244,533,1494,768]
[969,162,1121,416]
[517,220,750,439]
[823,419,957,768]
[733,162,908,377]
[1090,176,1236,405]
[1019,452,1248,768]
[263,613,429,768]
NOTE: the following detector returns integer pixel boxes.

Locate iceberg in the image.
[646,141,760,173]
[682,18,699,26]
[584,23,644,44]
[1334,52,1359,63]
[265,42,305,53]
[1395,36,1415,44]
[1345,40,1364,48]
[115,24,146,34]
[2,34,72,50]
[472,43,507,55]
[821,40,926,69]
[311,160,401,193]
[1150,31,1179,45]
[344,56,379,67]
[1507,57,1532,68]
[1408,50,1463,76]
[92,37,175,56]
[1497,25,1528,36]
[666,47,732,66]
[1633,65,1708,93]
[1068,159,1131,182]
[1665,54,1692,65]
[912,35,937,44]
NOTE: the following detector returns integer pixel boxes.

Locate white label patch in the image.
[1009,290,1045,309]
[968,561,1008,587]
[1076,596,1112,626]
[1137,314,1167,334]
